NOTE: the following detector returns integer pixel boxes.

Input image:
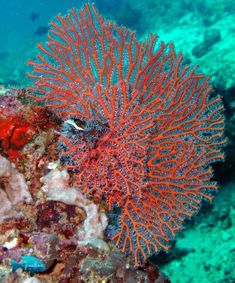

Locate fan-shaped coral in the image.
[28,3,225,266]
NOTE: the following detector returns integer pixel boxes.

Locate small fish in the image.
[11,255,46,276]
[34,26,49,36]
[30,12,39,22]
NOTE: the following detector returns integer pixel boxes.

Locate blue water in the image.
[0,0,83,85]
[1,0,233,87]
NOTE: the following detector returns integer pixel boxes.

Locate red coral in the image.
[27,3,225,266]
[0,112,35,159]
[0,90,53,160]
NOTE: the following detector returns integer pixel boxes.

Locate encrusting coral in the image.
[27,3,226,266]
[0,155,32,218]
[40,166,109,250]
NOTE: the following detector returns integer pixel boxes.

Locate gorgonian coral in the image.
[28,3,225,266]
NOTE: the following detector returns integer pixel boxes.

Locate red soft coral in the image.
[28,3,225,266]
[0,89,53,161]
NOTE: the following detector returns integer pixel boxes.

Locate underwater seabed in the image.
[160,182,234,283]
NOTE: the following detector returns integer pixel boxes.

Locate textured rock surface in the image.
[0,155,32,218]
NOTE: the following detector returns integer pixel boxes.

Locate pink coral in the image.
[28,3,225,265]
[40,167,108,249]
[0,155,32,218]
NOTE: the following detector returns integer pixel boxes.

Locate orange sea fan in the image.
[28,3,225,266]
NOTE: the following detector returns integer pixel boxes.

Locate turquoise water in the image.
[0,0,234,282]
[0,0,234,89]
[0,0,232,87]
[0,0,81,86]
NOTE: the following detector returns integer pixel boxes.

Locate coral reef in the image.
[0,88,23,115]
[28,3,225,266]
[0,151,169,281]
[0,86,169,280]
[0,0,234,281]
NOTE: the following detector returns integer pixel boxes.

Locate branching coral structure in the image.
[28,3,226,266]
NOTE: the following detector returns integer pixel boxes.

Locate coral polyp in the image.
[28,3,225,266]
